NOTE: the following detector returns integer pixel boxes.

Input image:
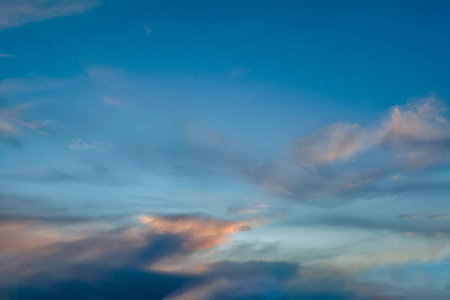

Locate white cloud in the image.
[0,53,14,57]
[67,138,112,151]
[0,0,100,30]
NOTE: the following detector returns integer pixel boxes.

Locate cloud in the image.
[103,96,127,109]
[1,164,128,186]
[155,98,450,206]
[167,260,300,300]
[398,214,423,219]
[167,260,400,300]
[228,203,269,215]
[0,103,57,146]
[0,268,197,300]
[86,66,130,90]
[139,215,256,251]
[296,96,450,166]
[296,213,450,238]
[121,96,449,206]
[298,123,368,164]
[281,212,450,271]
[430,214,450,219]
[144,25,152,35]
[0,0,100,30]
[0,211,405,300]
[0,53,14,57]
[0,213,257,283]
[67,138,112,151]
[128,98,448,206]
[0,75,71,95]
[256,96,450,204]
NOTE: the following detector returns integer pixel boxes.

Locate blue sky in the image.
[1,1,450,299]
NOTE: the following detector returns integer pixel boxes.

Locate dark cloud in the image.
[0,212,255,284]
[1,268,197,300]
[0,212,402,300]
[167,260,399,300]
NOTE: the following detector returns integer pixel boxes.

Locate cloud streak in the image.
[0,103,57,146]
[0,75,71,95]
[67,138,112,151]
[0,0,100,30]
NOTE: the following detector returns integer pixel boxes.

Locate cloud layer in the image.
[0,211,401,300]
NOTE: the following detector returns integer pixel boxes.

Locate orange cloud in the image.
[140,215,255,250]
[0,220,80,255]
[0,213,261,284]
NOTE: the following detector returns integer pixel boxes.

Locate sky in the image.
[1,0,450,299]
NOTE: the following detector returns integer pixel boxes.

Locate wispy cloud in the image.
[103,96,127,110]
[296,95,450,166]
[297,123,367,164]
[262,96,450,203]
[0,53,14,57]
[0,103,57,146]
[86,66,130,90]
[0,0,100,30]
[1,164,127,186]
[398,214,424,220]
[67,138,112,151]
[144,25,152,35]
[124,97,450,205]
[0,75,71,95]
[228,204,269,215]
[430,214,450,219]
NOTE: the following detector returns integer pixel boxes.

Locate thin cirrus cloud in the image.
[398,214,424,219]
[0,53,14,57]
[103,96,128,110]
[0,75,71,95]
[430,214,450,219]
[0,103,57,146]
[0,0,100,30]
[0,164,127,186]
[67,138,112,151]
